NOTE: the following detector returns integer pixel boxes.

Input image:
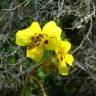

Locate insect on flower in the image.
[28,34,44,49]
[16,21,62,62]
[16,21,74,76]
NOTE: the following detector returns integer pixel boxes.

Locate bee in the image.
[28,34,43,49]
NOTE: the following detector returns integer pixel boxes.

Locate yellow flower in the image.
[55,41,74,75]
[16,21,62,62]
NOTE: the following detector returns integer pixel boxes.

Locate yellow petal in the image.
[60,40,71,52]
[27,46,44,62]
[65,54,74,66]
[16,22,41,46]
[42,21,57,33]
[43,37,60,50]
[55,41,71,60]
[30,22,41,35]
[42,21,62,40]
[59,60,68,75]
[16,27,33,46]
[42,21,62,50]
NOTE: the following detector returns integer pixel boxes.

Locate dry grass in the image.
[0,0,96,95]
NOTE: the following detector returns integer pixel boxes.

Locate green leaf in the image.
[8,56,16,64]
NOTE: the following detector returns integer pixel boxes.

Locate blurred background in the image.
[0,0,96,96]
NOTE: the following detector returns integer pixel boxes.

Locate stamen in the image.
[61,57,63,61]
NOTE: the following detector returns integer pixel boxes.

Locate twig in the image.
[57,0,64,18]
[72,17,93,54]
[28,60,49,77]
[2,0,30,11]
[33,77,47,96]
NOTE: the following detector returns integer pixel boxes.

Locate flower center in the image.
[60,47,66,54]
[58,47,66,61]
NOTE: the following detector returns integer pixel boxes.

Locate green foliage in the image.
[8,56,16,64]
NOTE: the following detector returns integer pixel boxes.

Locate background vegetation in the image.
[0,0,96,96]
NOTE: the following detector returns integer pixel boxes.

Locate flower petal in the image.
[60,40,71,52]
[42,21,57,33]
[43,37,60,50]
[27,46,44,62]
[65,54,74,66]
[42,21,62,40]
[59,60,68,75]
[30,22,41,35]
[16,22,41,46]
[16,27,34,46]
[42,21,62,50]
